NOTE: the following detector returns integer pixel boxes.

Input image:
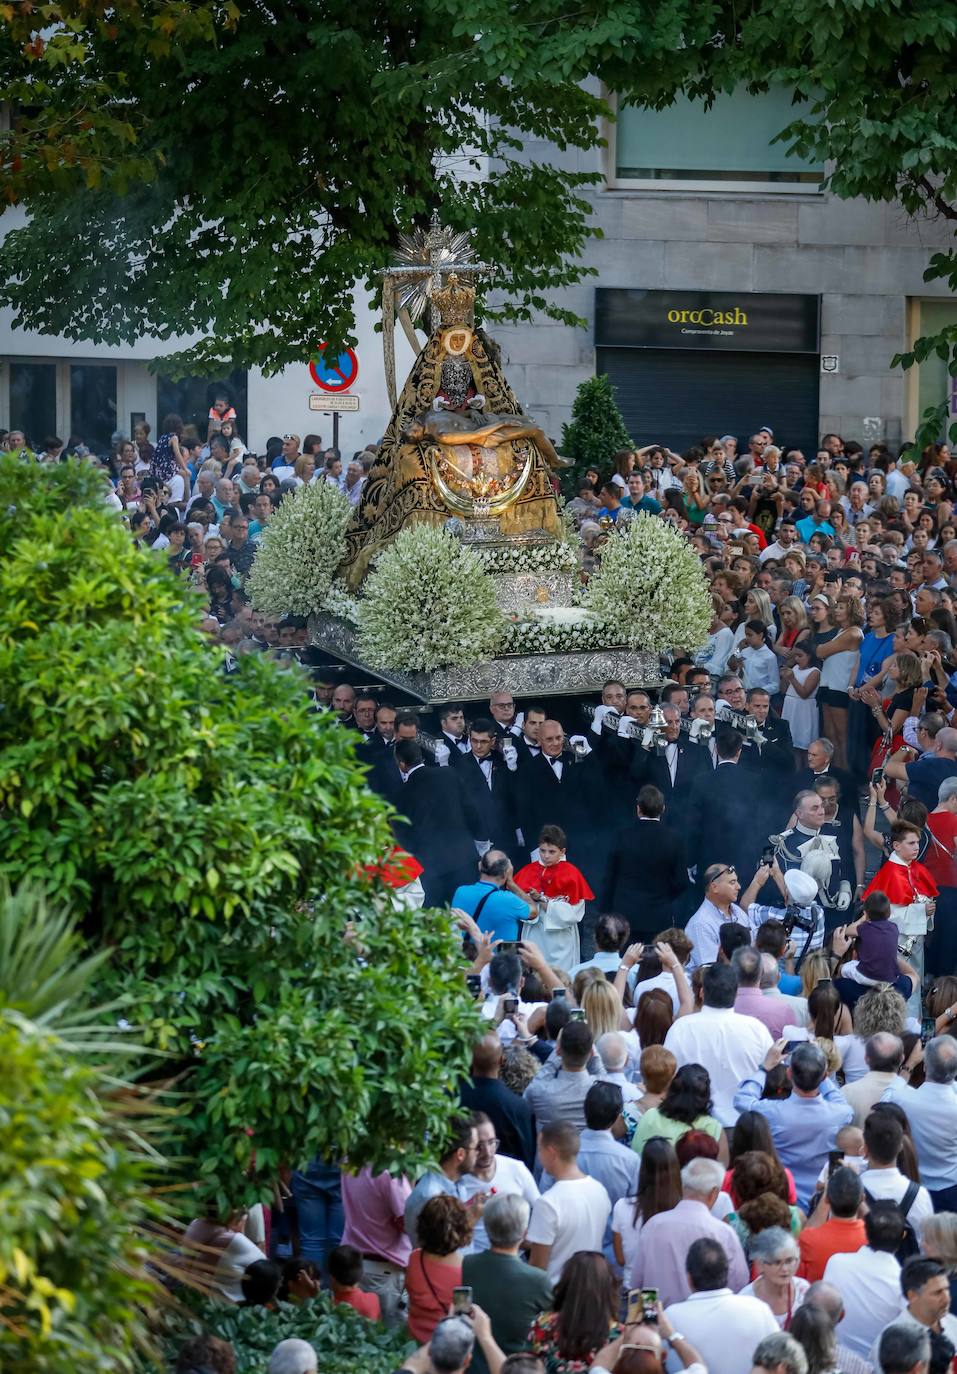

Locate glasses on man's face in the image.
[712,866,737,881]
[476,1137,500,1155]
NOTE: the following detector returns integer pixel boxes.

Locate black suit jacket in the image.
[630,739,707,819]
[794,763,857,819]
[601,818,689,938]
[685,759,762,880]
[740,715,795,775]
[515,751,585,851]
[459,1075,536,1170]
[452,752,516,850]
[393,765,481,878]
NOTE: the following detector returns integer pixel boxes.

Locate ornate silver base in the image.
[309,612,662,703]
[490,569,577,614]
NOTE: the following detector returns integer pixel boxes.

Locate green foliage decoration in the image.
[561,375,633,488]
[0,458,483,1208]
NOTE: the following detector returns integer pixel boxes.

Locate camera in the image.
[781,902,816,938]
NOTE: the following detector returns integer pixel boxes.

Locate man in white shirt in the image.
[459,1113,539,1253]
[684,865,750,970]
[526,1121,610,1283]
[881,1035,957,1211]
[869,1257,957,1370]
[663,1236,777,1374]
[822,1201,905,1358]
[860,1110,934,1241]
[664,963,772,1127]
[760,519,801,564]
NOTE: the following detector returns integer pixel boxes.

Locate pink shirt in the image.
[734,987,794,1041]
[341,1166,412,1268]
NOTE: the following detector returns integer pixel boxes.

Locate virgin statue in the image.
[339,274,564,587]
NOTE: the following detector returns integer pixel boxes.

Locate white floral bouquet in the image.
[323,578,360,624]
[583,513,712,653]
[356,523,506,671]
[246,481,351,618]
[477,538,579,576]
[500,608,612,656]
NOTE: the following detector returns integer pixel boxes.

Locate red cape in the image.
[862,857,938,905]
[363,849,424,889]
[513,858,594,904]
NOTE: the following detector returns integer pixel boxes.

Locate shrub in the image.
[0,458,482,1209]
[356,523,505,671]
[247,480,351,616]
[584,512,712,653]
[560,374,633,487]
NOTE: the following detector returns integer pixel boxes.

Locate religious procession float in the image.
[248,216,712,703]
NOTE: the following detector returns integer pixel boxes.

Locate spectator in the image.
[569,1082,640,1266]
[611,1137,682,1290]
[175,1335,236,1374]
[405,1117,479,1248]
[822,1201,906,1358]
[842,1033,905,1127]
[881,1037,957,1210]
[798,1166,866,1282]
[526,1122,612,1284]
[460,1112,539,1253]
[630,1063,726,1158]
[463,1194,552,1374]
[268,1339,317,1374]
[869,1257,957,1368]
[740,1226,810,1327]
[525,1251,620,1374]
[751,1333,809,1374]
[340,1164,412,1326]
[663,1236,778,1374]
[328,1243,382,1320]
[876,1324,931,1374]
[860,1110,934,1243]
[461,1035,537,1171]
[406,1195,473,1343]
[524,1020,597,1134]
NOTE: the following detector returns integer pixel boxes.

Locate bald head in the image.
[936,728,957,758]
[804,1281,844,1324]
[865,1032,904,1073]
[472,1033,503,1077]
[597,1032,628,1072]
[540,720,564,758]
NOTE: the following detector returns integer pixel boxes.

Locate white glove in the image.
[568,734,592,757]
[516,828,525,848]
[433,741,451,766]
[591,703,614,737]
[474,839,493,857]
[617,715,634,737]
[835,882,852,912]
[640,726,656,750]
[501,741,518,771]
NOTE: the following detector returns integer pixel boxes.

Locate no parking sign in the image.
[309,344,359,392]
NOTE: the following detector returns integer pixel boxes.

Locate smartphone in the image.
[783,1040,803,1054]
[465,974,482,998]
[641,1288,659,1322]
[626,1289,643,1324]
[569,1008,586,1022]
[452,1286,473,1315]
[498,940,520,954]
[921,1014,936,1046]
[551,987,567,1001]
[503,996,519,1014]
[761,844,776,867]
[828,1149,845,1177]
[872,766,885,786]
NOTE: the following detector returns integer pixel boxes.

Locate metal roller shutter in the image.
[597,346,820,456]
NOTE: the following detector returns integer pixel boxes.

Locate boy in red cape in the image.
[862,819,937,1015]
[513,823,594,973]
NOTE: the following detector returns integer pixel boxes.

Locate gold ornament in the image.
[433,273,475,328]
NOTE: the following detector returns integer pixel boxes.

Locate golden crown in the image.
[433,273,475,327]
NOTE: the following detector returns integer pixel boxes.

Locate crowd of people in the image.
[15,414,957,1374]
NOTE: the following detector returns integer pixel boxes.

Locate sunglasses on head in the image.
[712,866,737,881]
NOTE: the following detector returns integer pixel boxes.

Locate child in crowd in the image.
[328,1244,381,1320]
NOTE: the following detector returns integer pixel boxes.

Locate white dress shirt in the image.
[685,899,751,970]
[664,1005,773,1127]
[822,1246,903,1358]
[663,1290,778,1374]
[881,1079,957,1191]
[546,756,564,781]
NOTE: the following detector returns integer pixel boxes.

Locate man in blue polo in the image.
[453,850,535,943]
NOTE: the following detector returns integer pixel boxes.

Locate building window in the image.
[9,361,57,444]
[610,87,825,193]
[157,368,248,442]
[69,364,118,453]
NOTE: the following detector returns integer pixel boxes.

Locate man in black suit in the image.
[353,693,380,747]
[452,717,518,855]
[438,703,471,758]
[684,722,761,884]
[795,736,858,829]
[512,704,547,766]
[601,785,689,942]
[628,704,706,822]
[392,740,482,906]
[459,1033,536,1170]
[489,690,522,741]
[514,719,586,856]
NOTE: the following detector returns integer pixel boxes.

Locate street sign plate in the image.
[309,392,359,412]
[309,343,359,391]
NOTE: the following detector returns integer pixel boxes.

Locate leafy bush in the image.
[247,480,351,616]
[160,1293,414,1374]
[0,458,482,1208]
[560,374,633,487]
[584,513,712,654]
[0,883,169,1374]
[356,523,506,671]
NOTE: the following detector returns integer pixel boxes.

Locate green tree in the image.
[0,881,170,1373]
[0,458,481,1208]
[0,0,604,375]
[561,374,633,486]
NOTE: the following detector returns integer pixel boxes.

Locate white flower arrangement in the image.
[323,578,360,625]
[356,523,506,671]
[500,610,613,656]
[247,481,351,618]
[583,513,712,654]
[476,538,579,576]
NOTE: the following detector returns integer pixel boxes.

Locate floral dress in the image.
[526,1310,621,1374]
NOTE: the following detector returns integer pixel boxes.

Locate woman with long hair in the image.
[789,1301,840,1373]
[724,1112,797,1206]
[811,593,863,770]
[526,1251,620,1373]
[774,598,811,661]
[612,1137,681,1280]
[630,1064,727,1161]
[582,978,629,1040]
[633,989,673,1049]
[680,469,710,526]
[860,650,925,787]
